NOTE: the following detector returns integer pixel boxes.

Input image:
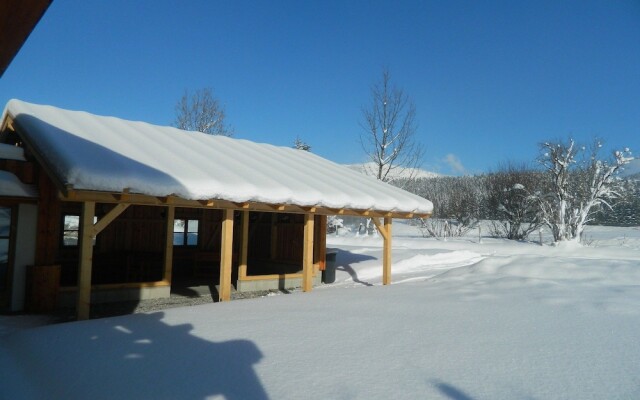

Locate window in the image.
[173,219,199,246]
[62,215,97,246]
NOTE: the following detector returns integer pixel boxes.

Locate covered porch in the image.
[66,189,401,320]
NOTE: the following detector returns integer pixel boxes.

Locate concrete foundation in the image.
[57,285,171,308]
[236,273,321,292]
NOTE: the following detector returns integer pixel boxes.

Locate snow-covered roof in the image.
[0,170,37,198]
[2,100,433,215]
[0,143,26,161]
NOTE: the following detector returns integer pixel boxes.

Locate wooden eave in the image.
[60,188,431,219]
[0,0,53,77]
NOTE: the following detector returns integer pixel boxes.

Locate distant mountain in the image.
[346,162,440,180]
[622,158,640,177]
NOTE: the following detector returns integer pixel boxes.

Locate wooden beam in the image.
[92,203,129,236]
[76,201,95,320]
[116,188,131,201]
[219,209,234,301]
[302,213,315,292]
[5,119,14,131]
[163,206,175,284]
[314,215,327,270]
[238,210,249,280]
[371,217,389,241]
[56,188,432,219]
[371,217,392,284]
[159,195,176,204]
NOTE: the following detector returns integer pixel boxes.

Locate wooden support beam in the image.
[314,215,327,270]
[56,188,432,220]
[219,209,234,301]
[198,199,216,207]
[159,195,177,204]
[163,206,175,284]
[65,185,76,200]
[76,201,95,320]
[238,211,249,280]
[371,217,392,284]
[116,188,131,201]
[92,203,130,236]
[383,217,392,285]
[302,213,315,292]
[327,208,346,215]
[370,217,389,241]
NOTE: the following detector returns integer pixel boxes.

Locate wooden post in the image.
[382,217,392,285]
[219,209,234,301]
[76,201,95,320]
[163,206,175,283]
[238,211,249,280]
[302,213,315,292]
[314,215,327,270]
[372,217,393,285]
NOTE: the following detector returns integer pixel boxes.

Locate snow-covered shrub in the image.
[399,175,485,237]
[486,164,546,240]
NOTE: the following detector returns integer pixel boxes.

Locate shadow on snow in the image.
[5,312,268,399]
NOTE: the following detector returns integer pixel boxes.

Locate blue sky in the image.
[1,0,639,175]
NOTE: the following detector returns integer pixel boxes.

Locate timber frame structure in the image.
[0,100,432,320]
[61,183,411,320]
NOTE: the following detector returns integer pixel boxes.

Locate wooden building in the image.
[0,100,433,319]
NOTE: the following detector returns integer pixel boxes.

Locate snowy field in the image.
[1,221,640,399]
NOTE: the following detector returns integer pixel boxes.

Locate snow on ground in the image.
[2,222,640,399]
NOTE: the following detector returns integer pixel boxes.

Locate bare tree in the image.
[174,88,233,136]
[360,68,423,182]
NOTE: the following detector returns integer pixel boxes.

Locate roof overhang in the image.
[60,188,430,219]
[0,0,53,77]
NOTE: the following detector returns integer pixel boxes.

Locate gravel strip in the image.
[52,288,295,322]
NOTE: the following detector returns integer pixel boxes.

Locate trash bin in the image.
[322,250,337,284]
